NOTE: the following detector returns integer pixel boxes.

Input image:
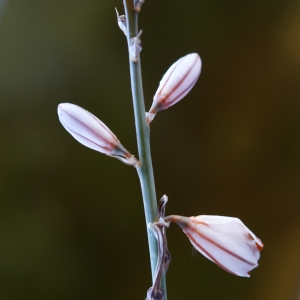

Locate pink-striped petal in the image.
[58,103,138,166]
[147,53,201,123]
[165,215,263,277]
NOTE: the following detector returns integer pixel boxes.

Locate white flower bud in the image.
[164,215,263,277]
[58,103,139,167]
[147,53,201,123]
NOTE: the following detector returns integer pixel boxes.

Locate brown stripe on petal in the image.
[189,219,209,226]
[169,74,200,105]
[187,225,258,267]
[59,104,118,146]
[158,55,199,104]
[63,124,112,154]
[247,233,264,251]
[187,233,239,276]
[149,95,167,114]
[157,60,181,97]
[256,243,264,251]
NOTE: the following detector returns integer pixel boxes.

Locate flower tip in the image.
[57,102,65,115]
[184,52,202,68]
[57,102,71,111]
[57,103,74,125]
[256,241,264,251]
[57,103,80,122]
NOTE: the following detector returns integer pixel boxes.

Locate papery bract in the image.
[164,215,263,277]
[147,53,201,123]
[58,103,138,166]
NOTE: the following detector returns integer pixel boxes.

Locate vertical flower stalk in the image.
[123,0,166,297]
[56,1,264,298]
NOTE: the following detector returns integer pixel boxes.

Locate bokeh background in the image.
[0,0,300,299]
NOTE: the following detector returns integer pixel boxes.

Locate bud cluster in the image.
[56,8,264,300]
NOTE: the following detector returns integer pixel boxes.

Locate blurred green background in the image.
[0,0,300,299]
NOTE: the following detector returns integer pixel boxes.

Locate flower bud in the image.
[147,53,201,123]
[164,215,263,277]
[58,103,139,167]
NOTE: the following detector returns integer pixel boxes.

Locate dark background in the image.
[0,0,300,299]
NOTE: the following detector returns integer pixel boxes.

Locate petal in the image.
[185,220,260,276]
[166,215,263,277]
[149,53,201,114]
[58,103,119,155]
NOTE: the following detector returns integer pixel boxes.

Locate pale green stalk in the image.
[123,1,167,298]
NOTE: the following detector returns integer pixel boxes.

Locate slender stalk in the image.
[123,1,167,298]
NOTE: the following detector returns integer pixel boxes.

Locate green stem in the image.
[123,1,167,298]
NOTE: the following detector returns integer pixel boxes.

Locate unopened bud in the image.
[57,103,139,167]
[147,53,201,123]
